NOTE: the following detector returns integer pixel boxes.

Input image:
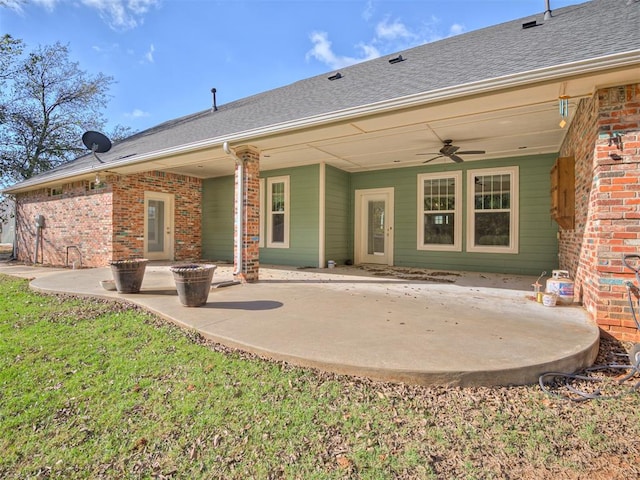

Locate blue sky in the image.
[2,0,578,133]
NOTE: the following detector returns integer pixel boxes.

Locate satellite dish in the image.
[82,131,112,153]
[82,131,112,164]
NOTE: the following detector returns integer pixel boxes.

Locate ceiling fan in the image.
[418,139,486,163]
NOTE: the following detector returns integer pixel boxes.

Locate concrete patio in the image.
[0,261,600,387]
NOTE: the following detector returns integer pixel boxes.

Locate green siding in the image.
[351,154,559,275]
[202,176,235,262]
[202,155,559,275]
[261,165,320,267]
[324,165,351,265]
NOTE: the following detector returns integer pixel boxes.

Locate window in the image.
[266,176,289,248]
[88,180,107,191]
[466,167,519,254]
[48,186,63,197]
[418,172,462,251]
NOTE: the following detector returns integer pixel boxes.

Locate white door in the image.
[144,192,174,260]
[355,188,394,265]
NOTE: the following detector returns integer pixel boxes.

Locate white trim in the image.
[354,187,394,266]
[417,171,462,252]
[6,51,639,194]
[466,166,519,254]
[258,178,265,248]
[318,163,326,268]
[266,176,290,249]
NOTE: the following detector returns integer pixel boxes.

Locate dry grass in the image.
[1,274,639,479]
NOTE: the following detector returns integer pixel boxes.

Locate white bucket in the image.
[542,293,557,307]
[327,260,336,269]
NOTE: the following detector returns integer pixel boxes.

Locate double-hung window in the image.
[418,172,462,251]
[266,176,289,248]
[466,167,519,254]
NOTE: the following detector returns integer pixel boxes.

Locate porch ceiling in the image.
[115,65,637,180]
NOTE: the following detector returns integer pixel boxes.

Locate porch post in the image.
[234,146,260,282]
[590,84,640,341]
[564,83,640,342]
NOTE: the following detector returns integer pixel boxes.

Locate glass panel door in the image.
[144,192,174,260]
[355,188,394,265]
[147,199,165,252]
[367,200,386,256]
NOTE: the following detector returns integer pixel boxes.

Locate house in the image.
[3,0,640,341]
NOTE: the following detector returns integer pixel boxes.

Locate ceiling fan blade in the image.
[422,155,442,164]
[456,150,485,155]
[449,154,464,163]
[443,145,460,155]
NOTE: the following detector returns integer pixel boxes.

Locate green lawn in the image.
[1,273,639,479]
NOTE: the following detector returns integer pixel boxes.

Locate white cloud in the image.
[144,43,155,63]
[449,23,466,36]
[305,6,470,70]
[125,108,150,119]
[92,43,120,54]
[306,31,380,70]
[80,0,160,30]
[362,0,374,21]
[32,0,58,10]
[5,0,159,30]
[375,18,417,42]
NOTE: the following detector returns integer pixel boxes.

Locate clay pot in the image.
[109,258,148,293]
[170,264,216,307]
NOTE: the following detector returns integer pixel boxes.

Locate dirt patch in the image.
[359,264,463,283]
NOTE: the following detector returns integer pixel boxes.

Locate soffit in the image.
[153,65,636,177]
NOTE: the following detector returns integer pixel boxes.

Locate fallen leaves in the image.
[335,454,352,470]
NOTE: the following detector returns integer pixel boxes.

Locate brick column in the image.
[234,146,260,282]
[590,85,640,341]
[562,84,640,342]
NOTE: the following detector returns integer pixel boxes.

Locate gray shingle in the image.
[9,0,640,190]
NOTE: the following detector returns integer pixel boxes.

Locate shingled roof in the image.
[7,0,640,191]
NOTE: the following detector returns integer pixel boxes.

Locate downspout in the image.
[223,141,244,276]
[10,194,17,260]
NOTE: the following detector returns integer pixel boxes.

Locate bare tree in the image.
[108,123,136,143]
[0,42,114,186]
[0,34,24,123]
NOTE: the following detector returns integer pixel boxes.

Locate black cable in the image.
[540,255,640,402]
[626,282,640,331]
[539,357,640,402]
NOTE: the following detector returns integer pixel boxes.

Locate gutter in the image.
[4,50,639,195]
[223,142,244,276]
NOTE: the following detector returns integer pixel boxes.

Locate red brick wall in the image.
[559,83,640,342]
[111,171,202,262]
[15,180,113,267]
[233,147,260,282]
[15,171,202,267]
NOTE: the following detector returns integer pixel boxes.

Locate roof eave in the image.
[5,49,639,195]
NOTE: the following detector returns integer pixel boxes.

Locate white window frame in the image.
[266,175,290,248]
[259,178,265,248]
[466,166,519,254]
[417,171,462,252]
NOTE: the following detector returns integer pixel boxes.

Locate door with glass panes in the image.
[354,188,394,265]
[144,192,174,260]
